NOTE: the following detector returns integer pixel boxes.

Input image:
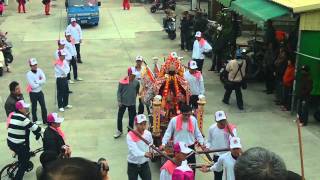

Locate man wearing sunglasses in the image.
[161,103,204,169]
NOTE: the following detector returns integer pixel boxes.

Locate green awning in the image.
[230,0,290,27]
[216,0,232,7]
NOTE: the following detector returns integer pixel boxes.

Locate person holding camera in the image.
[43,112,72,158]
[7,100,42,180]
[222,50,246,110]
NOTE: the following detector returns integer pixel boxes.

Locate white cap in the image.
[230,137,242,149]
[189,60,198,69]
[15,100,30,109]
[71,18,76,22]
[134,114,148,124]
[29,58,38,66]
[195,31,202,37]
[215,110,227,122]
[58,39,66,45]
[65,30,72,36]
[176,160,193,172]
[174,142,192,154]
[47,113,64,124]
[136,55,143,61]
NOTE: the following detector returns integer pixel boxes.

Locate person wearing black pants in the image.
[114,68,140,138]
[223,82,243,110]
[54,50,72,112]
[74,43,81,63]
[26,58,47,124]
[127,114,153,180]
[7,142,30,180]
[117,104,136,133]
[29,92,47,123]
[180,11,193,51]
[192,31,212,72]
[66,18,83,63]
[222,56,246,110]
[65,31,83,82]
[297,65,313,126]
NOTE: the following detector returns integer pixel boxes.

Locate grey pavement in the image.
[0,0,320,180]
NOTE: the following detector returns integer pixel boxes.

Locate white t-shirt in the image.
[210,152,236,180]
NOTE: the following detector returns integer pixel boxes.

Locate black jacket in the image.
[43,127,65,155]
[4,94,24,117]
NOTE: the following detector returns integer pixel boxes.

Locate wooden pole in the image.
[296,115,305,180]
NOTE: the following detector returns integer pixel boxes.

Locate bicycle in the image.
[0,147,43,180]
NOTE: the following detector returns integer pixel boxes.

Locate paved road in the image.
[0,0,320,179]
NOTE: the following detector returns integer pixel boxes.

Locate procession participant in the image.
[114,68,140,138]
[192,31,212,72]
[43,112,71,158]
[7,100,42,180]
[160,142,193,180]
[161,103,205,166]
[206,110,237,180]
[172,160,194,180]
[54,50,72,112]
[201,137,242,180]
[130,55,144,114]
[4,81,24,117]
[127,114,152,180]
[26,58,48,124]
[55,39,74,84]
[65,31,83,83]
[66,18,83,63]
[184,60,205,110]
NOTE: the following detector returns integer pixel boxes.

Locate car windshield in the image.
[68,0,97,6]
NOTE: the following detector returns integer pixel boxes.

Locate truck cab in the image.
[65,0,101,26]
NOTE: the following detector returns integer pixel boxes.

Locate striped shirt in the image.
[7,112,41,144]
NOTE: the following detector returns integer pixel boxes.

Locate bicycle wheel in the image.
[0,163,17,180]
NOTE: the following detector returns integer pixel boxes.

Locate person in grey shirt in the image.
[114,68,140,138]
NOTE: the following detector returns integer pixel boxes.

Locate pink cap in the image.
[15,100,30,110]
[47,113,64,123]
[174,142,192,154]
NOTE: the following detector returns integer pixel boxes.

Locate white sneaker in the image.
[68,80,75,84]
[113,130,123,138]
[75,77,83,81]
[35,121,43,125]
[59,108,65,112]
[65,105,72,109]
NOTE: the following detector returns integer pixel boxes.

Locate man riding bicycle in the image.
[7,100,42,180]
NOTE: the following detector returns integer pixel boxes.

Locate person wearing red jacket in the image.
[281,58,295,111]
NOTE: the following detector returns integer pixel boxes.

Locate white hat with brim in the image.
[71,18,76,22]
[174,142,193,154]
[215,110,227,122]
[29,58,38,66]
[195,31,202,37]
[189,60,198,69]
[134,114,148,124]
[230,137,242,149]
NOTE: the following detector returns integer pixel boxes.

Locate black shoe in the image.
[239,107,244,110]
[77,60,83,63]
[222,100,229,105]
[266,91,273,94]
[208,68,214,71]
[68,90,73,94]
